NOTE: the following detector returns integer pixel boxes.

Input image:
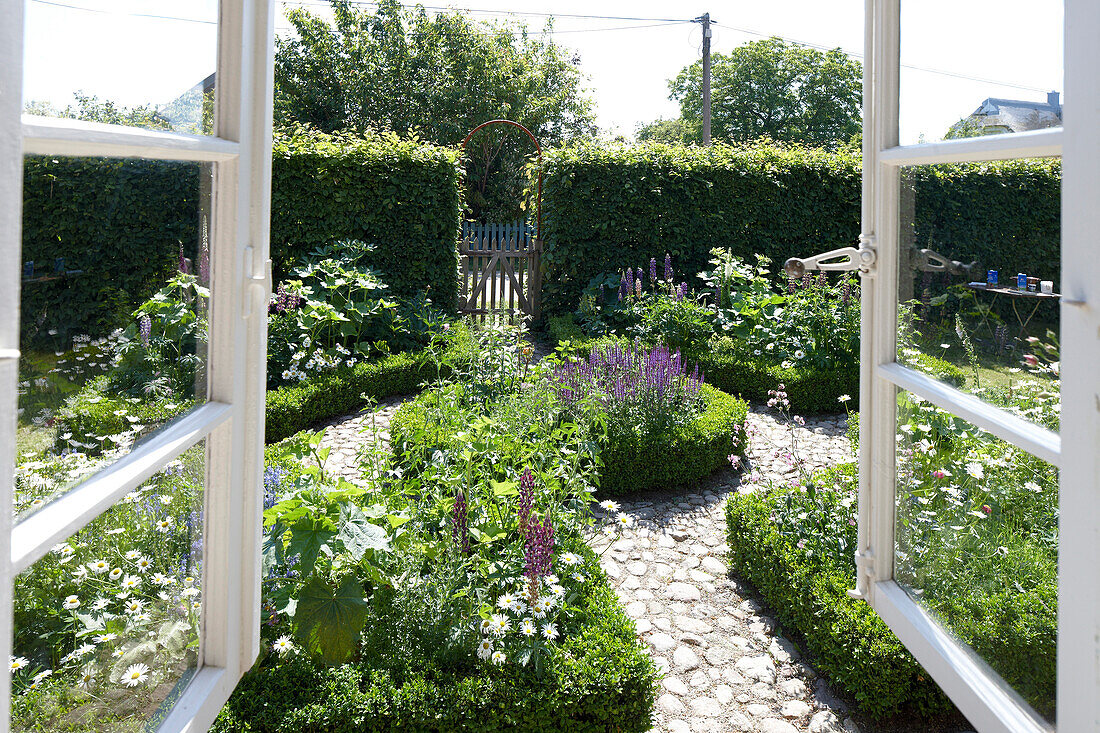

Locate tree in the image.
[24,91,214,135]
[668,37,861,150]
[634,117,691,145]
[275,0,596,221]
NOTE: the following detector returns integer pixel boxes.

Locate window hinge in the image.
[847,548,876,600]
[241,246,272,320]
[784,235,877,278]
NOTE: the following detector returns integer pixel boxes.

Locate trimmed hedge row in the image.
[213,539,658,732]
[389,381,748,497]
[599,383,747,495]
[725,465,954,718]
[536,142,1060,318]
[270,127,463,311]
[22,128,464,346]
[698,349,964,413]
[21,156,203,346]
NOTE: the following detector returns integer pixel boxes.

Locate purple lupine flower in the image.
[802,273,812,289]
[649,257,657,285]
[788,277,797,295]
[452,489,470,555]
[635,278,642,298]
[198,245,210,285]
[178,243,190,275]
[817,272,827,287]
[138,315,152,345]
[841,278,851,305]
[263,466,287,510]
[664,253,673,281]
[524,514,555,603]
[518,468,535,533]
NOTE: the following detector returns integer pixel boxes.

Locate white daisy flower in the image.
[491,650,506,665]
[93,633,117,644]
[181,587,200,598]
[598,500,620,513]
[519,618,537,637]
[9,656,28,672]
[559,552,581,567]
[62,595,80,610]
[966,462,985,480]
[156,518,174,533]
[135,557,152,573]
[1024,481,1043,493]
[108,568,123,581]
[120,663,150,687]
[479,619,493,635]
[78,664,95,690]
[549,584,566,598]
[490,613,510,636]
[476,639,493,660]
[73,643,95,658]
[496,593,517,612]
[71,566,88,584]
[88,560,109,574]
[151,573,170,586]
[572,573,585,583]
[124,550,141,561]
[615,513,631,527]
[111,650,123,659]
[133,612,152,623]
[838,394,852,403]
[541,622,559,641]
[272,636,295,655]
[32,669,52,684]
[121,574,141,590]
[91,598,109,611]
[124,599,144,615]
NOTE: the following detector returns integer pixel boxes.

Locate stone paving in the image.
[586,410,860,733]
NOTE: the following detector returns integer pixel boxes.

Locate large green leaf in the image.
[287,516,336,574]
[337,504,390,561]
[293,575,370,664]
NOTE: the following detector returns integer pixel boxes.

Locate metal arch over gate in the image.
[458,120,543,319]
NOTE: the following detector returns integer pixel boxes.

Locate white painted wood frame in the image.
[0,0,275,730]
[858,1,1097,731]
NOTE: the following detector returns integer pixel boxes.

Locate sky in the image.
[21,0,1064,145]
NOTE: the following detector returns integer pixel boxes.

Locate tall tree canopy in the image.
[275,0,596,221]
[665,37,861,150]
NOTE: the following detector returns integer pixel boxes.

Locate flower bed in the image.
[725,386,1057,719]
[391,339,748,497]
[213,539,656,733]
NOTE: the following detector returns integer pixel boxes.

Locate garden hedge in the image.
[599,383,747,495]
[213,540,658,732]
[725,465,955,718]
[536,142,1060,318]
[270,126,463,311]
[390,382,748,497]
[21,127,463,347]
[21,156,203,347]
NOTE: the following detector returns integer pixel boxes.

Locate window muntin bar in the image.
[881,128,1062,167]
[11,402,230,575]
[22,116,239,162]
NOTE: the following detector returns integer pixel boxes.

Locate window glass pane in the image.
[16,156,212,520]
[900,1,1063,146]
[895,392,1056,722]
[10,441,205,731]
[22,0,217,135]
[896,159,1060,433]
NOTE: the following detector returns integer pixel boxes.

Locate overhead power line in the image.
[280,0,693,23]
[713,21,1053,94]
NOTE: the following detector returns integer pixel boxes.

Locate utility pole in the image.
[694,13,713,145]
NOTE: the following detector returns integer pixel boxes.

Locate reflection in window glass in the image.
[899,1,1063,145]
[895,393,1056,721]
[16,157,211,519]
[896,159,1060,432]
[10,443,205,731]
[22,0,217,136]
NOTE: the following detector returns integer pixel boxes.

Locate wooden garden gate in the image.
[459,221,542,319]
[458,120,544,320]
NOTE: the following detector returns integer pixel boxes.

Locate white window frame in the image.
[0,0,274,730]
[854,1,1100,732]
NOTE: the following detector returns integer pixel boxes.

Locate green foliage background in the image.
[270,126,463,311]
[536,142,1061,318]
[20,127,463,346]
[20,156,204,347]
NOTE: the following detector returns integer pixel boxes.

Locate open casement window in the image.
[0,0,274,730]
[851,1,1100,730]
